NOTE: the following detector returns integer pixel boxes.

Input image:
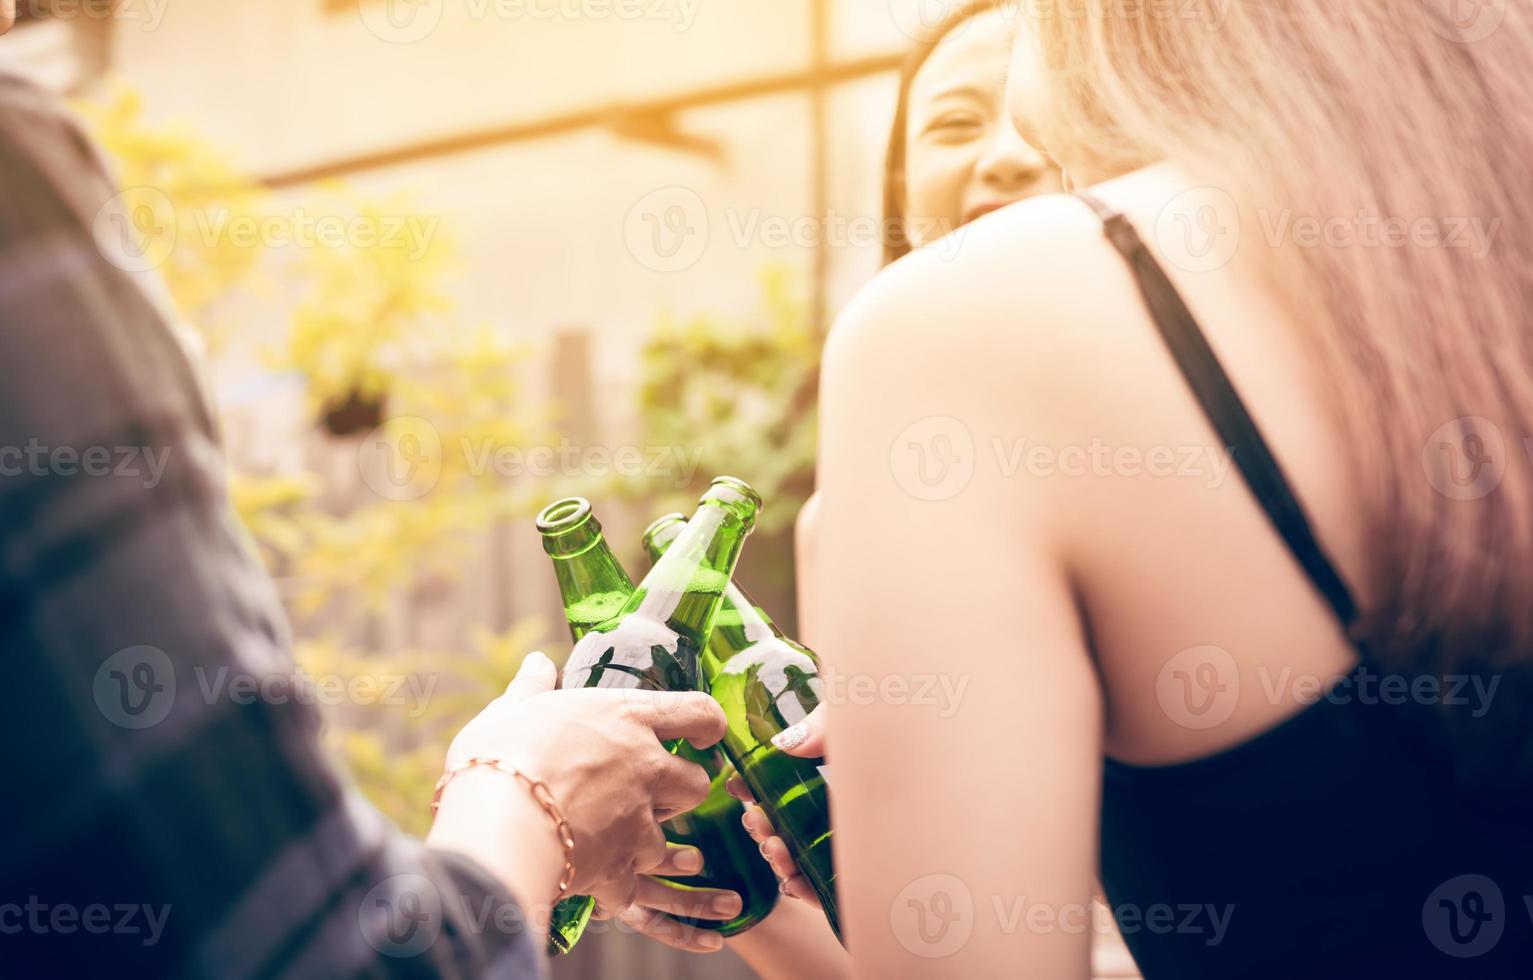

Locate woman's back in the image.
[803,4,1533,976]
[1066,167,1533,975]
[804,162,1533,975]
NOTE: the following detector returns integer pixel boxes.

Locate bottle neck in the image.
[542,525,635,642]
[643,526,780,650]
[625,499,751,645]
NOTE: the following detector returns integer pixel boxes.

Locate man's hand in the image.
[613,845,744,954]
[431,653,727,924]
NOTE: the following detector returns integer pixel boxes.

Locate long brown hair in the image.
[1028,1,1533,765]
[881,0,1016,266]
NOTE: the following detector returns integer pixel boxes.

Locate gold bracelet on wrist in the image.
[431,756,577,897]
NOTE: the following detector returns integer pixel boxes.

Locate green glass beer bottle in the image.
[642,513,841,941]
[535,496,630,955]
[535,479,775,953]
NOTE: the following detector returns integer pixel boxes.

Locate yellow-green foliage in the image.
[80,85,821,834]
[633,265,821,535]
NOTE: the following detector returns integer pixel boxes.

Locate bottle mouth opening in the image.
[536,497,593,535]
[708,475,763,511]
[642,512,688,550]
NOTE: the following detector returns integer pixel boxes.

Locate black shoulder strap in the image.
[1075,189,1360,633]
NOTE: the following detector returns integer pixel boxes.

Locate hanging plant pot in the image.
[320,388,389,437]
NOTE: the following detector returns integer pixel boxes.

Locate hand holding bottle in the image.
[728,704,828,909]
[428,652,727,928]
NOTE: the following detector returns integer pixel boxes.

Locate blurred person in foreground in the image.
[759,1,1533,977]
[0,8,736,976]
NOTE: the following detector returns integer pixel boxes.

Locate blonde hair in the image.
[1027,2,1533,755]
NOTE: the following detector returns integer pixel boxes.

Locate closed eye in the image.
[920,112,985,141]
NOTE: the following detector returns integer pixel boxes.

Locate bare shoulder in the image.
[828,192,1113,375]
[821,181,1183,451]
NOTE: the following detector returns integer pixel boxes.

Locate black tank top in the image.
[1077,190,1533,978]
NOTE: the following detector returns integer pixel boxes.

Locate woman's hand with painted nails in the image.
[726,705,827,909]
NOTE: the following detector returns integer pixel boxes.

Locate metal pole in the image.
[259,52,901,189]
[809,0,832,335]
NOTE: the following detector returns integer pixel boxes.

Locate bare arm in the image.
[727,897,851,980]
[794,492,825,649]
[812,245,1106,977]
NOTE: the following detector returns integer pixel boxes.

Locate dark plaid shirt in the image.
[0,75,542,979]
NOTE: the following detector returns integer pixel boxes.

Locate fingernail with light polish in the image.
[772,724,807,751]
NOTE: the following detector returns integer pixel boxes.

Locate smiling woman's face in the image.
[901,7,1061,249]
